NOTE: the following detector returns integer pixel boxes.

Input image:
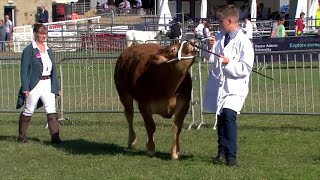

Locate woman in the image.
[16,23,62,144]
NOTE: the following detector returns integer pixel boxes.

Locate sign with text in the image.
[252,36,320,52]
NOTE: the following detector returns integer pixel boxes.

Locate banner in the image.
[252,36,320,52]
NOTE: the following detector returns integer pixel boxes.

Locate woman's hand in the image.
[58,91,62,96]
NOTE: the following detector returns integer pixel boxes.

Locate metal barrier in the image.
[0,40,319,129]
[200,50,320,116]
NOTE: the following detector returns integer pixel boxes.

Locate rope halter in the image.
[167,41,195,63]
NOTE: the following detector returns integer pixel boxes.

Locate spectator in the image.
[38,6,49,23]
[135,0,142,8]
[239,5,248,20]
[16,23,62,144]
[119,0,131,9]
[271,17,285,38]
[70,11,79,20]
[194,18,207,39]
[96,2,101,11]
[168,19,182,44]
[242,16,253,39]
[257,3,268,20]
[0,20,6,51]
[203,21,211,39]
[87,19,94,31]
[4,15,13,51]
[295,12,305,36]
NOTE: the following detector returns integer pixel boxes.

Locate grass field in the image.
[0,113,320,179]
[0,48,319,179]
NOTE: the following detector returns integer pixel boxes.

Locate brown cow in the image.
[114,41,198,160]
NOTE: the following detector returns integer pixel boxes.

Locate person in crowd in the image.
[70,11,79,20]
[16,23,62,144]
[295,12,305,36]
[239,5,248,20]
[271,17,286,38]
[96,2,102,11]
[0,20,6,51]
[194,18,207,39]
[5,15,13,51]
[242,16,253,39]
[203,4,254,168]
[135,0,142,8]
[202,21,211,51]
[168,19,182,44]
[257,3,268,20]
[38,6,49,23]
[119,0,131,9]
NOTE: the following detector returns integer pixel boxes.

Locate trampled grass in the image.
[0,113,320,179]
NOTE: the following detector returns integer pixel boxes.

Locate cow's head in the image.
[152,39,199,64]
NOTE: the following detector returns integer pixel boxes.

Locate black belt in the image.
[40,76,50,80]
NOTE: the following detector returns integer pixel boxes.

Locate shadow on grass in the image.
[46,139,193,160]
[240,124,320,132]
[0,135,41,142]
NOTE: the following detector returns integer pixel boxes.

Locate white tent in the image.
[250,0,257,21]
[295,0,308,18]
[53,0,78,3]
[157,0,172,29]
[200,0,207,18]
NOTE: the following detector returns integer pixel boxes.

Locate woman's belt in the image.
[40,75,50,80]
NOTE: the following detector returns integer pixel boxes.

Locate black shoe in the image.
[17,134,28,143]
[51,134,62,144]
[212,155,224,164]
[226,158,238,168]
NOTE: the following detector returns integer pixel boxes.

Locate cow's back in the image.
[114,43,163,96]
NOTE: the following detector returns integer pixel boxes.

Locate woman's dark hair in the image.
[33,23,47,34]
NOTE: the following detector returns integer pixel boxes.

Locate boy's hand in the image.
[219,54,229,64]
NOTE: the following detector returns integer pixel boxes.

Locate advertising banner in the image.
[252,36,320,52]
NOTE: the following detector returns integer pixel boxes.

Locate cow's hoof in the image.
[128,139,137,150]
[128,143,137,150]
[171,153,180,160]
[146,150,155,157]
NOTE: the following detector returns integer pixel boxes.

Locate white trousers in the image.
[23,79,56,116]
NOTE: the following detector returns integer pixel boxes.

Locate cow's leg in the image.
[119,94,136,149]
[172,96,190,160]
[172,75,192,160]
[138,103,156,157]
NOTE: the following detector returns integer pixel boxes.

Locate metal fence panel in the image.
[0,40,319,126]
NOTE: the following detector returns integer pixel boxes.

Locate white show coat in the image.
[203,29,254,115]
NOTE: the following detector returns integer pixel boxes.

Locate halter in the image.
[166,41,195,63]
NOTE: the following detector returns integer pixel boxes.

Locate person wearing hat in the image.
[194,18,207,39]
[168,19,182,44]
[295,12,305,36]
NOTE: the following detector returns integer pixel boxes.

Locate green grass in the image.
[0,113,320,179]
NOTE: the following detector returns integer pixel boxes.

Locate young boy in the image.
[203,4,254,167]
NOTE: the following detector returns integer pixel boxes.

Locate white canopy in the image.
[52,0,78,4]
[250,0,257,21]
[157,0,172,29]
[295,0,307,18]
[200,0,207,18]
